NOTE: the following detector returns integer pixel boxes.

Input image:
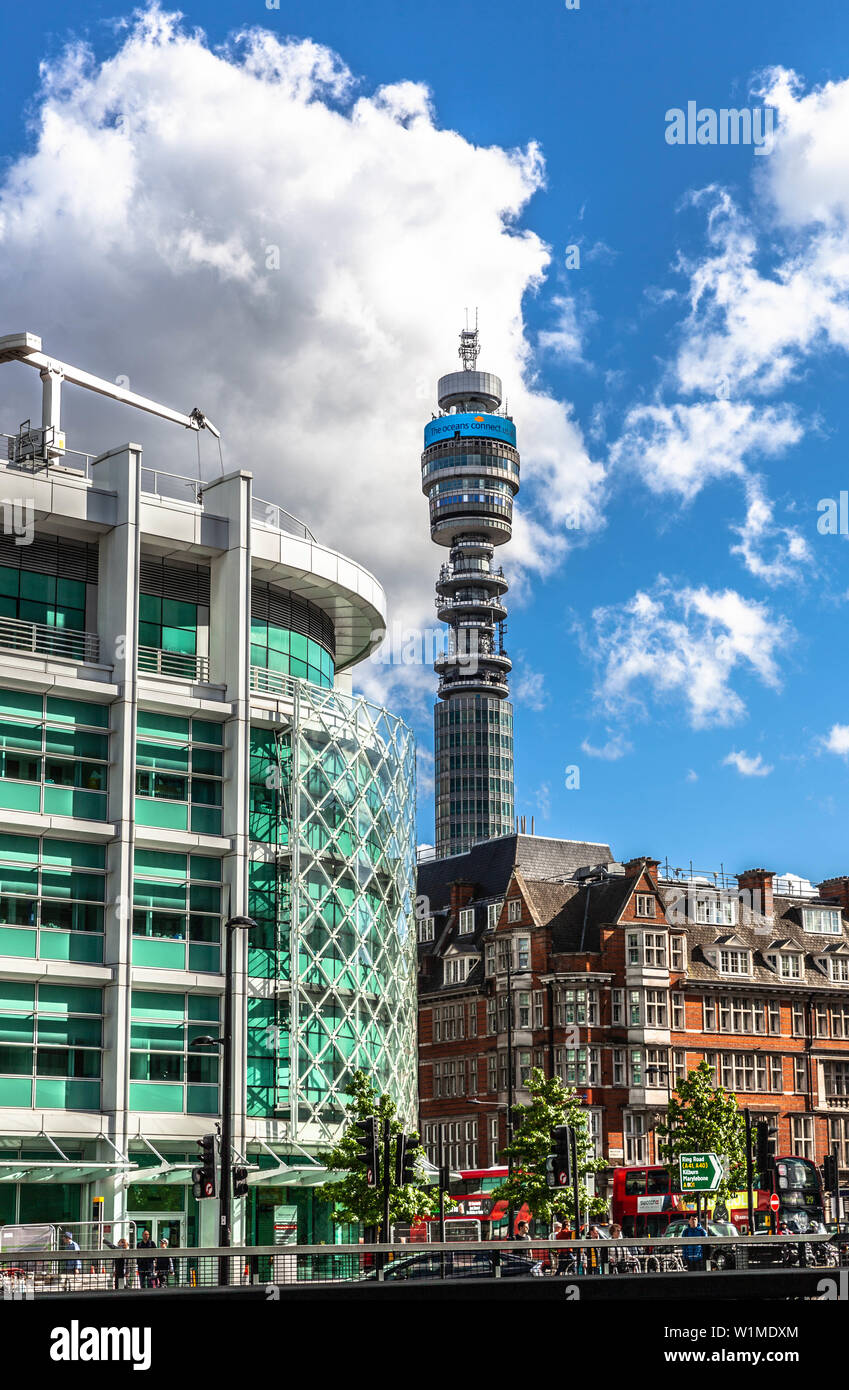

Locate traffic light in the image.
[823,1152,839,1191]
[755,1120,777,1176]
[192,1133,217,1200]
[546,1124,573,1189]
[233,1166,249,1199]
[354,1115,378,1187]
[395,1133,418,1186]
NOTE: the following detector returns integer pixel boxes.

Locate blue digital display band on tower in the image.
[424,412,516,449]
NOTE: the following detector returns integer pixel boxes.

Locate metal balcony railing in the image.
[0,615,100,664]
[251,497,316,542]
[138,646,210,682]
[251,666,299,699]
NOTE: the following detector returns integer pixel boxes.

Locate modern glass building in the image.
[421,327,519,857]
[0,426,417,1247]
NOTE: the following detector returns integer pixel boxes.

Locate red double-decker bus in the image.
[409,1168,532,1241]
[611,1158,825,1235]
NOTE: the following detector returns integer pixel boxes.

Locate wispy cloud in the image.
[722,749,773,777]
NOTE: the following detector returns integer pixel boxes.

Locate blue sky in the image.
[2,0,849,881]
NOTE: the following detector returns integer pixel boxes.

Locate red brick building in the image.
[417,836,849,1204]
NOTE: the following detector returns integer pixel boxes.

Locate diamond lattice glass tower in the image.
[421,326,519,856]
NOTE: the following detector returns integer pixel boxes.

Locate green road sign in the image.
[679,1152,724,1191]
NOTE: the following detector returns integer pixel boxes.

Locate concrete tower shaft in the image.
[421,325,519,857]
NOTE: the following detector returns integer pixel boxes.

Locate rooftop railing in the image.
[251,496,316,542]
[0,615,100,664]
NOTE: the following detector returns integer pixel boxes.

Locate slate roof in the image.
[666,891,849,992]
[549,871,642,954]
[416,833,614,911]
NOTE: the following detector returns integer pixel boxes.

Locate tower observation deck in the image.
[421,325,519,857]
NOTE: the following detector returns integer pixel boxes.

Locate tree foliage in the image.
[656,1060,748,1203]
[315,1070,443,1227]
[492,1069,606,1225]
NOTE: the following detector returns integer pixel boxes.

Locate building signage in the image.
[423,412,517,448]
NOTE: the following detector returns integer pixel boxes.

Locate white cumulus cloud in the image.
[588,579,792,729]
[0,5,604,708]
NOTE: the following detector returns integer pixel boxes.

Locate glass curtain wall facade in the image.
[0,445,415,1246]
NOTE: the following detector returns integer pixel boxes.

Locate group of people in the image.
[513,1212,711,1274]
[60,1229,176,1289]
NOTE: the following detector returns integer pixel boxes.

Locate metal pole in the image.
[570,1126,580,1249]
[745,1107,755,1235]
[832,1142,841,1235]
[382,1115,391,1244]
[438,1126,446,1243]
[218,921,234,1286]
[505,956,515,1239]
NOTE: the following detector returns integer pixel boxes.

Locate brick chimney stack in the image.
[737,868,775,920]
[449,880,476,914]
[623,856,660,876]
[817,877,849,912]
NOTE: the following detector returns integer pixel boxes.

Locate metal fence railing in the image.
[1,1235,845,1296]
[0,615,100,664]
[138,645,210,683]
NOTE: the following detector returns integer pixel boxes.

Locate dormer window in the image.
[635,894,656,919]
[444,956,473,985]
[487,901,503,929]
[719,948,750,977]
[418,915,435,944]
[696,894,737,927]
[507,898,522,923]
[803,907,842,936]
[459,908,475,934]
[829,957,849,983]
[778,952,802,980]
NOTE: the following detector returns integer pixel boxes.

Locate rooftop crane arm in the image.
[0,332,220,458]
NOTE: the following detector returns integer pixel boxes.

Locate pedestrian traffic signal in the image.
[233,1166,249,1199]
[755,1120,776,1176]
[354,1115,378,1187]
[546,1124,573,1188]
[395,1133,418,1186]
[192,1132,217,1200]
[823,1152,839,1191]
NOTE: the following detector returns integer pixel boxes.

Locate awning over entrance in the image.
[0,1162,137,1184]
[247,1164,334,1188]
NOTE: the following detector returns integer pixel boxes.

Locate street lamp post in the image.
[505,955,515,1239]
[194,914,256,1286]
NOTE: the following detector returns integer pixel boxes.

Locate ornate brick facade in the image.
[417,837,849,1198]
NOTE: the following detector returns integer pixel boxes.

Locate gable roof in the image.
[416,833,614,911]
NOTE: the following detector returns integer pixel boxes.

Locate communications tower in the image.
[421,323,519,856]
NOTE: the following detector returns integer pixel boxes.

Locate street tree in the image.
[492,1069,606,1227]
[656,1060,748,1214]
[315,1069,443,1232]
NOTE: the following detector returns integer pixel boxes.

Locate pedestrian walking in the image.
[155,1238,174,1288]
[609,1223,640,1274]
[113,1237,130,1290]
[61,1230,81,1288]
[136,1229,156,1289]
[682,1213,707,1271]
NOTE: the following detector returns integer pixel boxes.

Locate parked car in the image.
[359,1249,544,1281]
